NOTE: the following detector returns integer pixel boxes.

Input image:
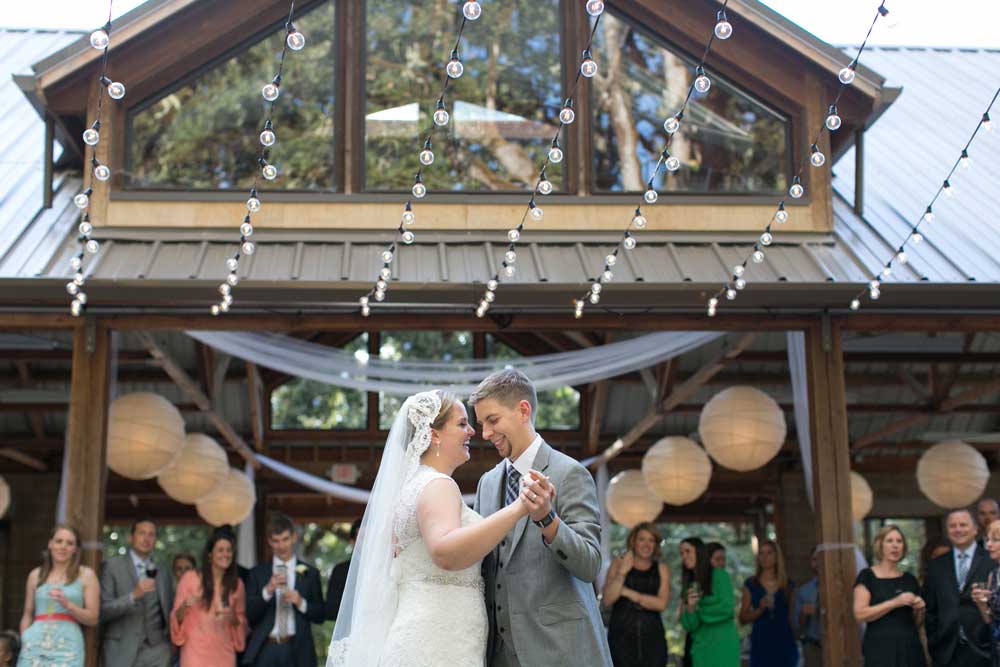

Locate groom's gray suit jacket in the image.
[475,440,612,667]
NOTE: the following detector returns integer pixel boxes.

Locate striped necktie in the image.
[505,467,521,507]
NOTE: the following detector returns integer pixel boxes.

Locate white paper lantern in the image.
[606,470,662,528]
[157,434,230,504]
[850,471,873,521]
[917,440,989,509]
[699,386,787,472]
[107,393,185,480]
[196,468,256,526]
[642,437,712,505]
[0,476,9,518]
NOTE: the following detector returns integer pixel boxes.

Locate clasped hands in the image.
[518,470,556,522]
[894,591,926,611]
[265,572,304,607]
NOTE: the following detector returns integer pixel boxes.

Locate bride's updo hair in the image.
[400,390,461,455]
[430,390,460,430]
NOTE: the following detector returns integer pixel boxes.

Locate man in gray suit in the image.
[99,518,175,667]
[471,369,612,667]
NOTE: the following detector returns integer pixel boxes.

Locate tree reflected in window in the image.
[486,336,581,430]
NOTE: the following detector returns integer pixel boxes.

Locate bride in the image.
[327,390,537,666]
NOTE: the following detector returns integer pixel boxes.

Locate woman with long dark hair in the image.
[739,540,799,667]
[680,537,739,666]
[17,524,99,667]
[170,529,247,666]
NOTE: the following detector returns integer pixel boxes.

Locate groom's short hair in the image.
[469,369,537,418]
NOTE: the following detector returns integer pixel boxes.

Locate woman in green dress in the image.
[680,540,740,667]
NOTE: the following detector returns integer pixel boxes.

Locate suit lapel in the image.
[947,551,960,592]
[969,546,990,591]
[124,551,139,587]
[507,441,552,558]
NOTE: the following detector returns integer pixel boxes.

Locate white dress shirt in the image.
[261,555,307,637]
[954,542,977,588]
[129,549,154,604]
[507,433,544,481]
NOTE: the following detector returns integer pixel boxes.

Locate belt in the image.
[35,613,74,622]
[268,636,293,645]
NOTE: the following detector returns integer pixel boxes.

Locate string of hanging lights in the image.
[65,2,127,317]
[211,0,305,316]
[473,0,606,319]
[704,0,889,318]
[572,0,732,319]
[847,86,998,311]
[359,0,483,317]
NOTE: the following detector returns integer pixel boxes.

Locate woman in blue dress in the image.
[18,525,99,667]
[739,539,799,667]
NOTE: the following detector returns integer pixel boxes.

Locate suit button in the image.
[499,561,503,569]
[501,541,506,547]
[557,550,568,560]
[497,605,502,611]
[497,584,502,590]
[499,627,505,633]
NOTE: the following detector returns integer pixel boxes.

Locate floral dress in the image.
[18,580,84,667]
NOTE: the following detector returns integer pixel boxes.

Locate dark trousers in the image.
[943,640,991,667]
[252,642,294,667]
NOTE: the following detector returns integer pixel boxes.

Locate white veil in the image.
[326,391,443,667]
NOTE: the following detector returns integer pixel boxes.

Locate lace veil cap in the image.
[403,390,443,461]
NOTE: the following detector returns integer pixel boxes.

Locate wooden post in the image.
[65,320,111,667]
[804,320,861,666]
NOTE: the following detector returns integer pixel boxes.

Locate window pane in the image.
[379,331,473,429]
[485,335,580,430]
[365,0,562,192]
[270,334,367,430]
[591,11,789,194]
[128,1,335,190]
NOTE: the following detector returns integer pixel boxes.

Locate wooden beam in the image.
[137,332,259,468]
[590,333,755,466]
[0,448,47,471]
[246,362,265,452]
[804,321,861,666]
[585,381,609,457]
[14,361,48,442]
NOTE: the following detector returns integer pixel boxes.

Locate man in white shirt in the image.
[242,513,325,667]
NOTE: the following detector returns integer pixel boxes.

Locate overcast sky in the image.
[4,0,999,48]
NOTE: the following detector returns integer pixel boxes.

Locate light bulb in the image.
[752,249,765,263]
[504,250,517,264]
[601,270,613,282]
[77,292,88,305]
[226,258,239,271]
[850,299,860,311]
[589,292,600,304]
[504,264,516,277]
[869,279,880,290]
[66,282,79,295]
[70,301,83,317]
[446,54,464,79]
[70,256,82,270]
[663,114,681,134]
[85,239,100,254]
[943,180,955,198]
[714,11,733,40]
[242,241,255,255]
[580,50,598,78]
[74,193,90,209]
[240,222,254,237]
[73,272,84,285]
[984,113,993,133]
[463,1,482,21]
[286,28,306,51]
[760,231,773,246]
[90,29,109,50]
[83,127,100,146]
[402,230,415,244]
[507,228,520,242]
[586,0,605,17]
[79,221,93,236]
[726,288,737,300]
[376,279,387,291]
[665,154,681,172]
[735,278,746,290]
[789,177,804,199]
[529,204,543,221]
[483,290,496,304]
[694,66,711,94]
[632,213,647,229]
[260,128,276,147]
[960,150,972,169]
[379,268,391,280]
[538,178,553,195]
[810,144,826,167]
[922,208,934,224]
[709,298,719,308]
[219,300,230,312]
[644,188,658,204]
[360,296,370,307]
[897,251,908,264]
[222,294,233,305]
[412,181,427,198]
[839,64,856,85]
[605,254,617,266]
[262,163,278,180]
[211,304,221,316]
[882,265,892,277]
[476,306,487,318]
[912,232,923,244]
[94,163,111,181]
[262,83,280,101]
[382,250,394,263]
[227,273,239,286]
[825,105,842,131]
[246,196,261,212]
[775,204,788,224]
[623,236,637,250]
[559,105,575,125]
[107,81,126,100]
[433,106,449,127]
[219,283,231,296]
[487,279,498,291]
[419,148,435,166]
[374,290,386,302]
[869,287,880,300]
[574,302,584,319]
[401,207,415,225]
[591,283,602,294]
[734,265,745,277]
[548,145,564,163]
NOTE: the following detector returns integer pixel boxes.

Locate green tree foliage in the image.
[486,335,580,429]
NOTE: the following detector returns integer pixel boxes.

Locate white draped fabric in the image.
[237,461,257,568]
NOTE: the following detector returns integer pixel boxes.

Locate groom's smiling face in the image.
[474,397,532,461]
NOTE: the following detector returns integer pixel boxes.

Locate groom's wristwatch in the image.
[533,509,556,528]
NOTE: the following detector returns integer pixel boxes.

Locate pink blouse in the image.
[170,570,247,666]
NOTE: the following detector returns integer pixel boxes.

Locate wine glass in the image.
[145,564,158,579]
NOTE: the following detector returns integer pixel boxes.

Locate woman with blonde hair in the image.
[17,524,99,667]
[972,518,1000,665]
[739,539,798,667]
[853,524,924,666]
[603,522,670,666]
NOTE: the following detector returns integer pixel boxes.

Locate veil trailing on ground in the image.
[326,391,442,667]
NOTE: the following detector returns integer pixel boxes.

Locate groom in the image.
[471,369,612,667]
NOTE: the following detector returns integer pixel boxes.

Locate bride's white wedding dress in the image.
[378,465,488,666]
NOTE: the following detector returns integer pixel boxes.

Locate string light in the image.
[707,1,890,317]
[714,10,733,40]
[559,98,576,125]
[847,86,999,311]
[213,1,304,314]
[67,4,127,316]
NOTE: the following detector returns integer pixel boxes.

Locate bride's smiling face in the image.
[430,402,476,468]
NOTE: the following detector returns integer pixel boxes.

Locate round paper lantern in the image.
[642,437,712,505]
[850,471,873,521]
[196,468,256,526]
[107,393,185,480]
[157,433,230,504]
[606,470,662,528]
[917,440,989,509]
[0,476,9,518]
[698,386,787,472]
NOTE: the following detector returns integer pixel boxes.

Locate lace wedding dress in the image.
[379,466,488,666]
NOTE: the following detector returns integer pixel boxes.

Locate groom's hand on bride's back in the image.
[521,470,556,521]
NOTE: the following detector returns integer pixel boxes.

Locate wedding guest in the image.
[680,538,740,667]
[921,538,952,584]
[172,554,196,583]
[793,547,822,667]
[170,529,247,666]
[971,519,1000,665]
[925,508,993,666]
[740,540,798,667]
[0,631,19,667]
[980,500,1000,542]
[602,522,670,666]
[678,537,704,667]
[17,524,99,667]
[100,518,174,667]
[707,543,726,570]
[324,518,361,622]
[243,513,324,667]
[853,525,924,666]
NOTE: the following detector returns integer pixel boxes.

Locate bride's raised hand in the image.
[522,471,555,522]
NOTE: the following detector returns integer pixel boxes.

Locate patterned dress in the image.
[18,580,84,667]
[988,574,1000,667]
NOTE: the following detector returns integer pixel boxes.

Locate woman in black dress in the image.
[853,525,925,666]
[603,522,671,667]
